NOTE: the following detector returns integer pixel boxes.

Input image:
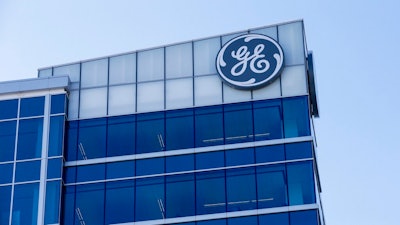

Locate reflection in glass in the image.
[107,115,135,157]
[224,103,253,144]
[15,161,41,182]
[78,118,106,160]
[226,168,256,212]
[44,181,61,225]
[12,183,39,225]
[287,161,316,205]
[253,99,283,140]
[51,94,66,114]
[166,109,194,150]
[75,183,105,225]
[0,99,18,120]
[17,118,43,160]
[106,180,135,224]
[0,121,17,162]
[48,116,64,157]
[20,96,44,117]
[0,186,11,225]
[196,171,226,215]
[166,174,195,218]
[256,165,288,208]
[195,106,223,147]
[135,177,165,221]
[136,112,164,154]
[283,96,310,138]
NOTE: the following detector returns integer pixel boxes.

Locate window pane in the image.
[53,63,80,82]
[38,68,52,78]
[166,42,193,78]
[20,96,44,117]
[15,160,41,182]
[285,142,313,160]
[287,161,316,205]
[65,121,78,161]
[106,160,135,179]
[195,151,224,170]
[256,164,288,208]
[63,167,76,184]
[78,118,106,160]
[137,81,164,112]
[225,148,254,167]
[0,163,13,184]
[195,106,223,147]
[281,65,307,96]
[135,177,165,221]
[79,87,107,118]
[259,212,289,225]
[290,210,319,225]
[194,75,223,106]
[44,181,61,225]
[0,121,16,162]
[166,78,193,109]
[166,174,195,218]
[47,158,63,179]
[136,157,164,176]
[61,186,75,225]
[255,144,285,163]
[107,115,135,157]
[108,84,136,115]
[253,99,283,140]
[223,83,251,104]
[194,37,220,76]
[0,186,11,225]
[67,90,79,120]
[75,183,105,225]
[81,59,108,88]
[138,48,164,82]
[224,103,253,144]
[12,183,39,225]
[283,96,310,138]
[136,112,165,154]
[196,171,226,215]
[17,118,43,160]
[166,154,194,173]
[51,94,66,114]
[106,180,135,224]
[278,21,305,66]
[0,99,18,119]
[48,116,64,157]
[76,163,105,183]
[109,53,136,85]
[226,168,256,211]
[228,216,257,225]
[166,109,194,150]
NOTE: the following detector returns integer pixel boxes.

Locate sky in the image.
[1,0,400,224]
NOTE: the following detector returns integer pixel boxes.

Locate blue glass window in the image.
[228,216,257,225]
[44,181,61,225]
[20,96,45,117]
[106,160,135,179]
[290,210,318,225]
[135,177,165,221]
[197,219,226,225]
[0,163,13,184]
[75,183,105,225]
[76,163,105,182]
[15,160,41,182]
[196,171,226,215]
[50,94,66,114]
[65,121,78,161]
[166,174,195,218]
[107,115,135,157]
[63,167,76,184]
[256,164,288,208]
[0,186,11,225]
[12,183,39,225]
[226,167,256,211]
[285,142,313,160]
[255,144,285,163]
[195,106,223,147]
[0,121,16,162]
[225,148,254,166]
[48,116,64,157]
[47,158,63,179]
[78,118,106,160]
[287,161,316,205]
[166,109,194,150]
[136,112,165,154]
[253,99,283,140]
[106,180,135,224]
[17,118,43,160]
[136,157,164,176]
[224,103,253,144]
[0,99,18,120]
[166,154,194,173]
[283,96,310,138]
[196,151,224,170]
[259,212,289,225]
[61,186,75,225]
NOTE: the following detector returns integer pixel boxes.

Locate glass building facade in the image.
[0,20,324,225]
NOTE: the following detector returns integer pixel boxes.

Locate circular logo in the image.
[216,34,284,90]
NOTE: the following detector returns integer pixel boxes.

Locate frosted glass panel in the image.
[109,53,136,85]
[250,26,278,40]
[166,78,193,109]
[38,68,52,78]
[281,65,307,96]
[68,90,79,120]
[79,88,107,118]
[81,59,108,88]
[222,32,246,45]
[223,83,252,103]
[194,37,220,76]
[194,75,222,106]
[54,63,81,82]
[108,84,136,115]
[252,77,281,100]
[166,43,192,78]
[278,22,305,65]
[137,81,164,112]
[138,48,164,82]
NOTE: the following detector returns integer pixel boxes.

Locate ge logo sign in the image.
[216,34,284,90]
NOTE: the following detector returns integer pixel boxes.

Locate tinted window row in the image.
[63,161,315,224]
[65,96,310,161]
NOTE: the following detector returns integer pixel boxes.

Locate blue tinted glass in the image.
[0,186,11,225]
[166,109,194,150]
[61,186,75,225]
[259,212,289,225]
[135,177,165,221]
[196,171,226,215]
[290,210,318,225]
[0,163,13,184]
[15,160,41,182]
[76,163,105,182]
[78,118,106,159]
[48,116,64,157]
[136,157,164,176]
[166,154,194,173]
[287,161,316,205]
[136,112,165,154]
[195,106,224,147]
[12,183,39,225]
[226,167,256,211]
[0,121,16,162]
[44,181,61,225]
[20,96,45,117]
[228,216,257,225]
[63,167,76,184]
[47,158,63,179]
[197,219,226,225]
[0,99,18,119]
[51,94,66,114]
[196,151,224,170]
[17,118,43,160]
[224,103,253,144]
[255,144,285,163]
[107,115,135,157]
[106,180,135,224]
[225,148,254,166]
[285,142,313,160]
[106,160,135,179]
[166,174,195,218]
[283,96,310,138]
[75,183,105,225]
[65,121,78,161]
[256,164,288,208]
[253,99,283,140]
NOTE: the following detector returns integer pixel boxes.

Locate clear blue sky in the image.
[1,1,399,224]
